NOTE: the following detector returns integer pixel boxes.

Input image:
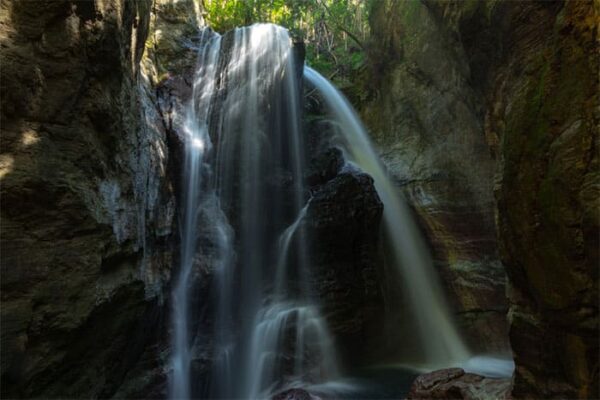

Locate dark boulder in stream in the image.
[306,167,385,367]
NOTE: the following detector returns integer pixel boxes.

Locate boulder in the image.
[407,368,511,400]
[305,168,385,366]
[272,388,322,400]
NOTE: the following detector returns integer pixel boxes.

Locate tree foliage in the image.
[201,0,371,87]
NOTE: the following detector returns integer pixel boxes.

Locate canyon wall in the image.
[0,0,175,397]
[363,0,598,397]
[1,0,596,398]
[489,1,598,397]
[363,0,508,355]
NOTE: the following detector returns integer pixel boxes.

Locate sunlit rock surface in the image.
[142,0,203,85]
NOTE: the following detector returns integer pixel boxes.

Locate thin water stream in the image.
[304,66,470,369]
[304,66,514,377]
[169,31,222,400]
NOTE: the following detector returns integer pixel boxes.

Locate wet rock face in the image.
[407,368,510,400]
[0,0,175,397]
[363,0,509,354]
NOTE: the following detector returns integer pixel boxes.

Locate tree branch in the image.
[315,0,365,51]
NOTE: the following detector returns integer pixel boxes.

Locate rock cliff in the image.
[363,0,598,397]
[363,0,508,355]
[305,145,385,366]
[1,0,596,398]
[489,1,598,397]
[0,0,175,397]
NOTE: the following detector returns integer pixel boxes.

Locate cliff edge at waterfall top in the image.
[1,1,597,399]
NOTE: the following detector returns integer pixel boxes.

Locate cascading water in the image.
[171,22,511,400]
[211,25,338,399]
[172,24,339,400]
[169,30,222,400]
[275,202,309,295]
[303,67,470,369]
[303,67,514,378]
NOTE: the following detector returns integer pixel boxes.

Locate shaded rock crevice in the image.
[306,169,385,367]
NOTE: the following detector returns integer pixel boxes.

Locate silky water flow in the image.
[170,25,339,400]
[303,66,514,378]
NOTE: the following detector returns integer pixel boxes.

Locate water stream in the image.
[171,24,340,399]
[304,66,470,369]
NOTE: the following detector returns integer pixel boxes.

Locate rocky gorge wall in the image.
[488,1,598,397]
[363,0,598,398]
[363,0,509,356]
[0,0,175,397]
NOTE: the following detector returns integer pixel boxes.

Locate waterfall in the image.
[169,30,222,400]
[274,201,309,295]
[210,25,338,399]
[303,67,471,369]
[171,23,511,400]
[171,24,339,400]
